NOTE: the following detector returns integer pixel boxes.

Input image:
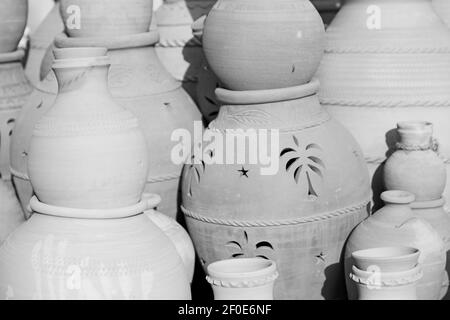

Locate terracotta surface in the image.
[345,191,446,300]
[25,2,64,86]
[433,0,450,27]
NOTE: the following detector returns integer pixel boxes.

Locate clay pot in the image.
[202,0,325,91]
[411,198,450,299]
[27,47,149,209]
[0,50,32,181]
[206,258,278,300]
[384,121,446,202]
[316,0,450,206]
[0,0,28,53]
[350,264,422,300]
[345,191,447,300]
[60,0,153,38]
[0,194,191,299]
[25,2,64,87]
[145,198,196,282]
[182,79,372,300]
[10,30,201,219]
[433,0,450,27]
[352,247,420,273]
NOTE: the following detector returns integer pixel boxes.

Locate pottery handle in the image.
[192,15,207,42]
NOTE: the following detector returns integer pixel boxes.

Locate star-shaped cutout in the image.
[238,166,249,178]
[315,252,326,264]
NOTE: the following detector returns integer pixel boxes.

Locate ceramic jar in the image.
[202,0,325,91]
[60,0,153,38]
[28,47,149,209]
[0,48,191,300]
[433,0,450,27]
[316,0,450,205]
[25,2,64,86]
[11,29,201,219]
[0,0,28,53]
[0,50,32,181]
[349,247,423,300]
[384,121,450,298]
[206,258,278,300]
[345,191,446,300]
[384,122,446,202]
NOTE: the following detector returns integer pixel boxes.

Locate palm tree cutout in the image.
[225,230,275,260]
[280,135,325,199]
[185,154,206,197]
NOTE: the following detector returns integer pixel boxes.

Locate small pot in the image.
[206,258,278,300]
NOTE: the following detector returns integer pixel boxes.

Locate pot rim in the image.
[52,47,110,69]
[54,31,159,50]
[350,264,423,287]
[381,190,415,205]
[215,80,320,105]
[410,197,446,209]
[29,193,161,219]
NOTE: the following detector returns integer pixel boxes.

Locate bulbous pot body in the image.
[316,0,450,205]
[25,3,64,87]
[384,122,446,202]
[182,82,371,299]
[345,191,447,300]
[202,0,325,91]
[0,0,28,53]
[0,50,32,181]
[10,32,201,218]
[60,0,154,38]
[0,208,191,299]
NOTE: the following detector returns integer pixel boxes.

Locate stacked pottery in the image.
[349,247,423,300]
[10,0,202,219]
[182,0,372,300]
[433,0,450,27]
[316,0,450,204]
[206,258,278,300]
[155,0,218,122]
[0,47,191,299]
[345,191,446,300]
[384,121,450,298]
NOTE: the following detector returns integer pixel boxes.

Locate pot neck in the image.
[396,121,434,151]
